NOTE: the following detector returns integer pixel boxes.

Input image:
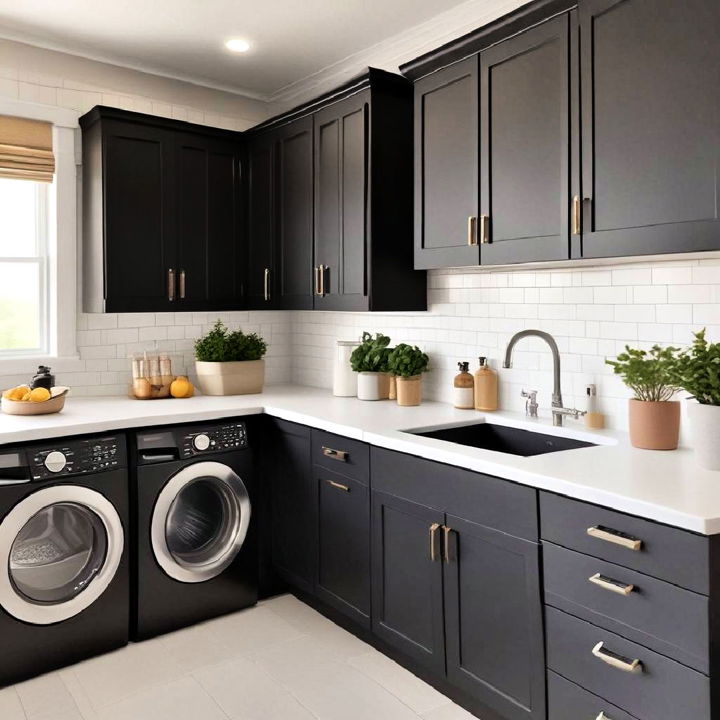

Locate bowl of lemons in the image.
[1,385,70,416]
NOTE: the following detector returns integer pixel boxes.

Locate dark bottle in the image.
[30,365,54,390]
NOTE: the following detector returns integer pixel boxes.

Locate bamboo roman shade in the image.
[0,115,54,182]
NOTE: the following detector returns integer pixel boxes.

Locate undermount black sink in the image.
[409,422,596,457]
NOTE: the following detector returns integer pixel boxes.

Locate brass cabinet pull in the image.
[587,526,642,552]
[589,573,635,596]
[429,522,441,562]
[572,195,581,235]
[467,216,477,246]
[322,446,348,462]
[179,269,186,299]
[479,214,490,244]
[592,641,642,674]
[327,479,349,492]
[167,268,175,302]
[443,526,453,563]
[319,264,326,296]
[263,267,270,301]
[314,266,321,296]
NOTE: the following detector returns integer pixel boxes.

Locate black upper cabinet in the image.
[480,13,573,265]
[81,107,242,313]
[579,0,720,258]
[414,58,480,269]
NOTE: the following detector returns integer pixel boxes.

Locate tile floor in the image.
[0,594,480,720]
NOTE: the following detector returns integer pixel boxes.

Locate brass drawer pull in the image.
[589,573,635,596]
[467,216,477,246]
[592,641,642,674]
[479,214,490,244]
[327,479,349,492]
[179,269,186,299]
[322,446,348,462]
[443,525,454,563]
[587,526,642,551]
[167,268,175,302]
[319,264,326,296]
[314,266,321,296]
[429,522,441,562]
[572,194,581,235]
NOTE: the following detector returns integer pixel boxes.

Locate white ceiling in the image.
[0,0,468,100]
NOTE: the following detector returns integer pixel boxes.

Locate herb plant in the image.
[387,344,430,378]
[671,329,720,406]
[194,320,268,362]
[605,344,679,402]
[350,332,392,373]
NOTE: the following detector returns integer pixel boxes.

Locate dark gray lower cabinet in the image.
[314,465,370,627]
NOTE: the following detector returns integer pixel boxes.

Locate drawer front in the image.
[312,430,369,484]
[548,671,638,720]
[543,542,708,672]
[546,607,710,720]
[540,493,709,593]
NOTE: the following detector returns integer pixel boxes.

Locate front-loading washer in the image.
[131,420,257,640]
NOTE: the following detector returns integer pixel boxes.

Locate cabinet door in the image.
[444,515,545,720]
[275,117,314,310]
[371,490,445,674]
[270,420,314,593]
[480,14,572,265]
[103,120,176,312]
[246,133,276,309]
[414,57,479,269]
[176,133,243,310]
[314,92,369,311]
[580,0,720,258]
[314,466,370,627]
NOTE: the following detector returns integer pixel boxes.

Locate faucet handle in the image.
[521,389,539,418]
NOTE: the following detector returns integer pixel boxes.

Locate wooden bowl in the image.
[1,386,70,416]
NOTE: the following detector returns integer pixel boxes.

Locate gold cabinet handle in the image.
[429,522,441,562]
[263,267,270,302]
[322,446,348,462]
[589,573,635,596]
[587,526,642,552]
[179,269,186,299]
[479,214,490,244]
[319,264,326,296]
[572,195,581,235]
[592,641,642,674]
[167,268,175,302]
[467,216,477,246]
[327,479,349,492]
[314,266,321,296]
[443,525,454,563]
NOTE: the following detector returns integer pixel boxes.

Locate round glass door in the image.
[152,461,251,583]
[10,502,107,604]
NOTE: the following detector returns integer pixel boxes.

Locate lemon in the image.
[170,376,193,399]
[3,385,29,401]
[28,387,51,403]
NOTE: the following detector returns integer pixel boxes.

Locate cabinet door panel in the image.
[314,466,370,627]
[581,0,720,257]
[371,491,445,674]
[414,57,480,269]
[480,14,570,264]
[444,515,545,720]
[276,117,314,309]
[104,121,175,311]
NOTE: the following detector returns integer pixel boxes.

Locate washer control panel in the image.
[180,423,247,458]
[28,435,126,480]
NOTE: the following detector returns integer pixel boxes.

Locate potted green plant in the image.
[670,329,720,469]
[194,320,268,396]
[388,344,430,406]
[350,332,392,400]
[606,344,680,450]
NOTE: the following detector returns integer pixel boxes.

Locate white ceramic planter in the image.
[357,372,389,401]
[195,359,265,396]
[688,400,720,470]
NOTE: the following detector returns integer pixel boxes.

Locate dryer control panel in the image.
[180,423,248,458]
[27,435,126,480]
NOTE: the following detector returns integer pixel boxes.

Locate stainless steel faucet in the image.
[503,329,585,427]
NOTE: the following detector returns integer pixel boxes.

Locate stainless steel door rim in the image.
[151,461,251,583]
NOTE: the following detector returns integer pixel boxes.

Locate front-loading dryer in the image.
[131,420,257,640]
[0,434,129,686]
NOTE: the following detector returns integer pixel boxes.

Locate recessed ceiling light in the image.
[225,38,251,53]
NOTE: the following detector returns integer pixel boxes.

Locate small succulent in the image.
[387,344,430,379]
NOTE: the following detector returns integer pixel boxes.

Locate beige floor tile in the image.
[94,677,227,720]
[350,651,451,715]
[0,686,26,720]
[422,701,481,720]
[14,672,78,719]
[58,668,99,720]
[158,620,241,674]
[194,655,315,720]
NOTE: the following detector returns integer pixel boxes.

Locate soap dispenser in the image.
[474,357,498,411]
[453,362,474,409]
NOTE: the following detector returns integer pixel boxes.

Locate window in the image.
[0,177,49,355]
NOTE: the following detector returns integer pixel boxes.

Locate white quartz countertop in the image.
[1,385,719,534]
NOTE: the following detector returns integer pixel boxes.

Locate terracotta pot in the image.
[396,376,422,407]
[195,359,265,396]
[628,399,680,450]
[688,401,720,470]
[357,372,390,401]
